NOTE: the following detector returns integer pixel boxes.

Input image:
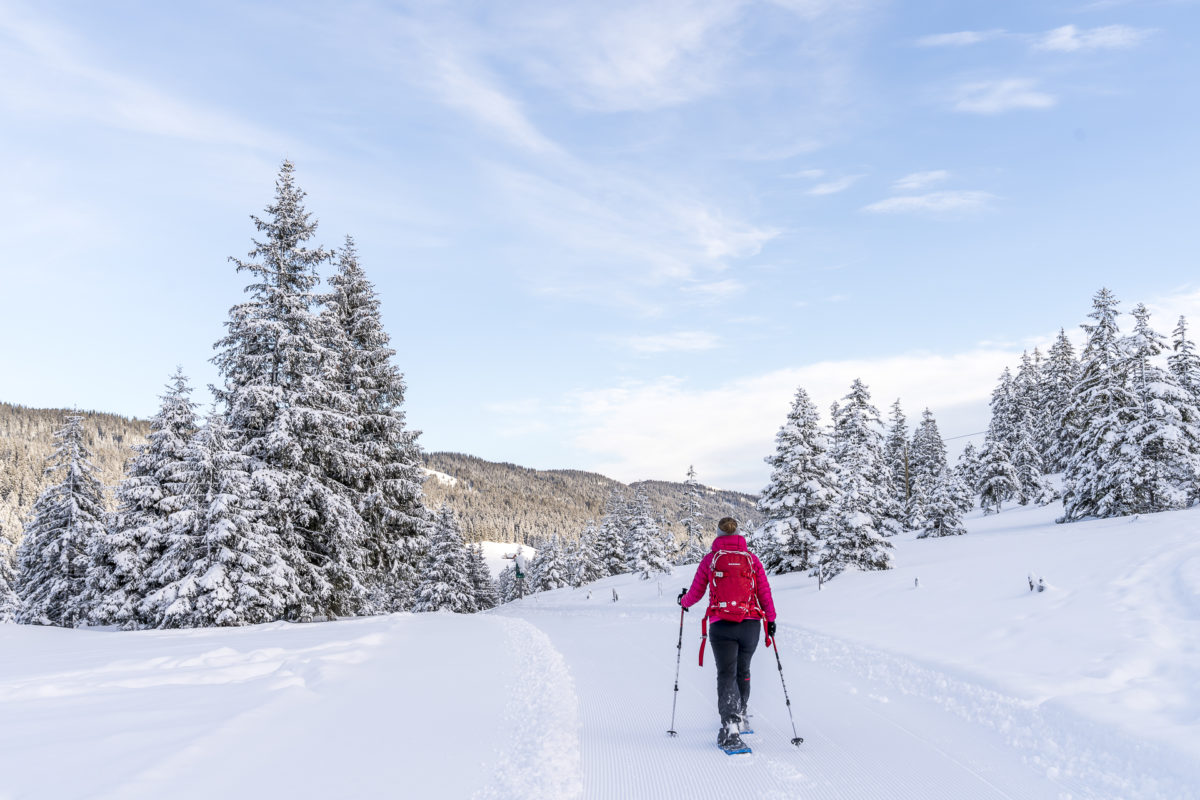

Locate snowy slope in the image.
[3,503,1199,799]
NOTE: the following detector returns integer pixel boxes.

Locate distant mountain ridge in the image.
[422,452,762,545]
[0,405,761,553]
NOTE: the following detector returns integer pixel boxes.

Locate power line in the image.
[943,430,986,442]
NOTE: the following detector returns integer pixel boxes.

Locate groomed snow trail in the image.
[501,570,1199,800]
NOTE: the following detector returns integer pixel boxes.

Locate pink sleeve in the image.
[753,556,777,622]
[680,554,712,608]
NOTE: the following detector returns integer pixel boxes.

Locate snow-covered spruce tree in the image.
[816,380,893,579]
[986,368,1021,453]
[413,505,476,613]
[674,466,707,565]
[572,522,607,587]
[466,544,499,611]
[1061,289,1142,522]
[918,468,967,538]
[320,236,432,613]
[212,161,364,620]
[627,492,673,580]
[87,368,198,628]
[1040,329,1080,473]
[143,415,294,628]
[955,442,981,498]
[1014,350,1046,461]
[16,415,108,627]
[1010,408,1056,506]
[528,534,572,593]
[1169,316,1200,401]
[757,386,839,574]
[908,408,948,526]
[595,490,628,576]
[977,433,1018,515]
[746,520,782,574]
[1124,304,1200,511]
[497,563,517,604]
[882,399,913,527]
[0,538,18,622]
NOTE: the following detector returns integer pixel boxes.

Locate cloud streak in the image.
[1034,24,1152,52]
[952,79,1056,114]
[863,190,993,214]
[893,170,950,192]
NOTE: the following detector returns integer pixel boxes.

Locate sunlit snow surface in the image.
[3,500,1199,799]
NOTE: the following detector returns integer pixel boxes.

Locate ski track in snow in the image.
[471,616,583,800]
[501,604,1048,800]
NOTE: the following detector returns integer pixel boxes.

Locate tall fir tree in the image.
[528,534,572,592]
[882,399,912,526]
[497,563,518,604]
[1041,329,1080,472]
[321,236,432,613]
[143,415,294,628]
[17,415,108,627]
[675,466,707,565]
[466,544,499,611]
[627,492,673,580]
[87,368,198,628]
[1061,288,1142,521]
[1124,304,1200,511]
[817,380,893,579]
[918,468,968,538]
[211,161,362,620]
[412,505,476,613]
[1,537,18,623]
[572,522,607,586]
[908,408,948,526]
[594,490,628,576]
[977,438,1018,515]
[955,441,982,499]
[1010,408,1056,506]
[1169,316,1200,401]
[757,386,839,574]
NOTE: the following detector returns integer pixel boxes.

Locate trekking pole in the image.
[771,637,804,746]
[667,605,685,736]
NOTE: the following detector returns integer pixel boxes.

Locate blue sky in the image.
[2,0,1198,491]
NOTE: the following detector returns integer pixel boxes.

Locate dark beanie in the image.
[718,517,738,534]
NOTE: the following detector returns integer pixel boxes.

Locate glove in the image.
[767,621,777,637]
[677,588,688,609]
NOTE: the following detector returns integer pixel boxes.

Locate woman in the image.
[678,517,777,751]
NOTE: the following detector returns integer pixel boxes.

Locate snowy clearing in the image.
[3,500,1199,799]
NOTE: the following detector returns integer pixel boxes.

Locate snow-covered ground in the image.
[3,502,1198,799]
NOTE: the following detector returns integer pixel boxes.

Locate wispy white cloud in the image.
[863,190,993,214]
[807,174,866,196]
[952,79,1056,114]
[683,279,747,302]
[916,30,1005,47]
[620,331,722,353]
[787,168,826,179]
[500,0,749,112]
[893,170,950,192]
[0,7,287,151]
[566,346,1025,489]
[1034,24,1152,52]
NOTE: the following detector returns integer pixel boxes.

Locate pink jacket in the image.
[680,534,777,623]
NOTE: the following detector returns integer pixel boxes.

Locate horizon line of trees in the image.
[753,287,1200,585]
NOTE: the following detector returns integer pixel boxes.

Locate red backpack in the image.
[707,550,760,622]
[697,550,767,666]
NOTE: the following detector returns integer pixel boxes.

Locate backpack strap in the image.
[698,616,708,667]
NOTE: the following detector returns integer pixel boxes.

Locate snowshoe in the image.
[718,727,751,755]
[720,733,751,755]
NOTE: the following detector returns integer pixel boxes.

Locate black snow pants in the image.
[708,619,761,726]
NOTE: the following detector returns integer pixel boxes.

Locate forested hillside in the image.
[0,404,149,552]
[0,405,760,556]
[422,452,761,545]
